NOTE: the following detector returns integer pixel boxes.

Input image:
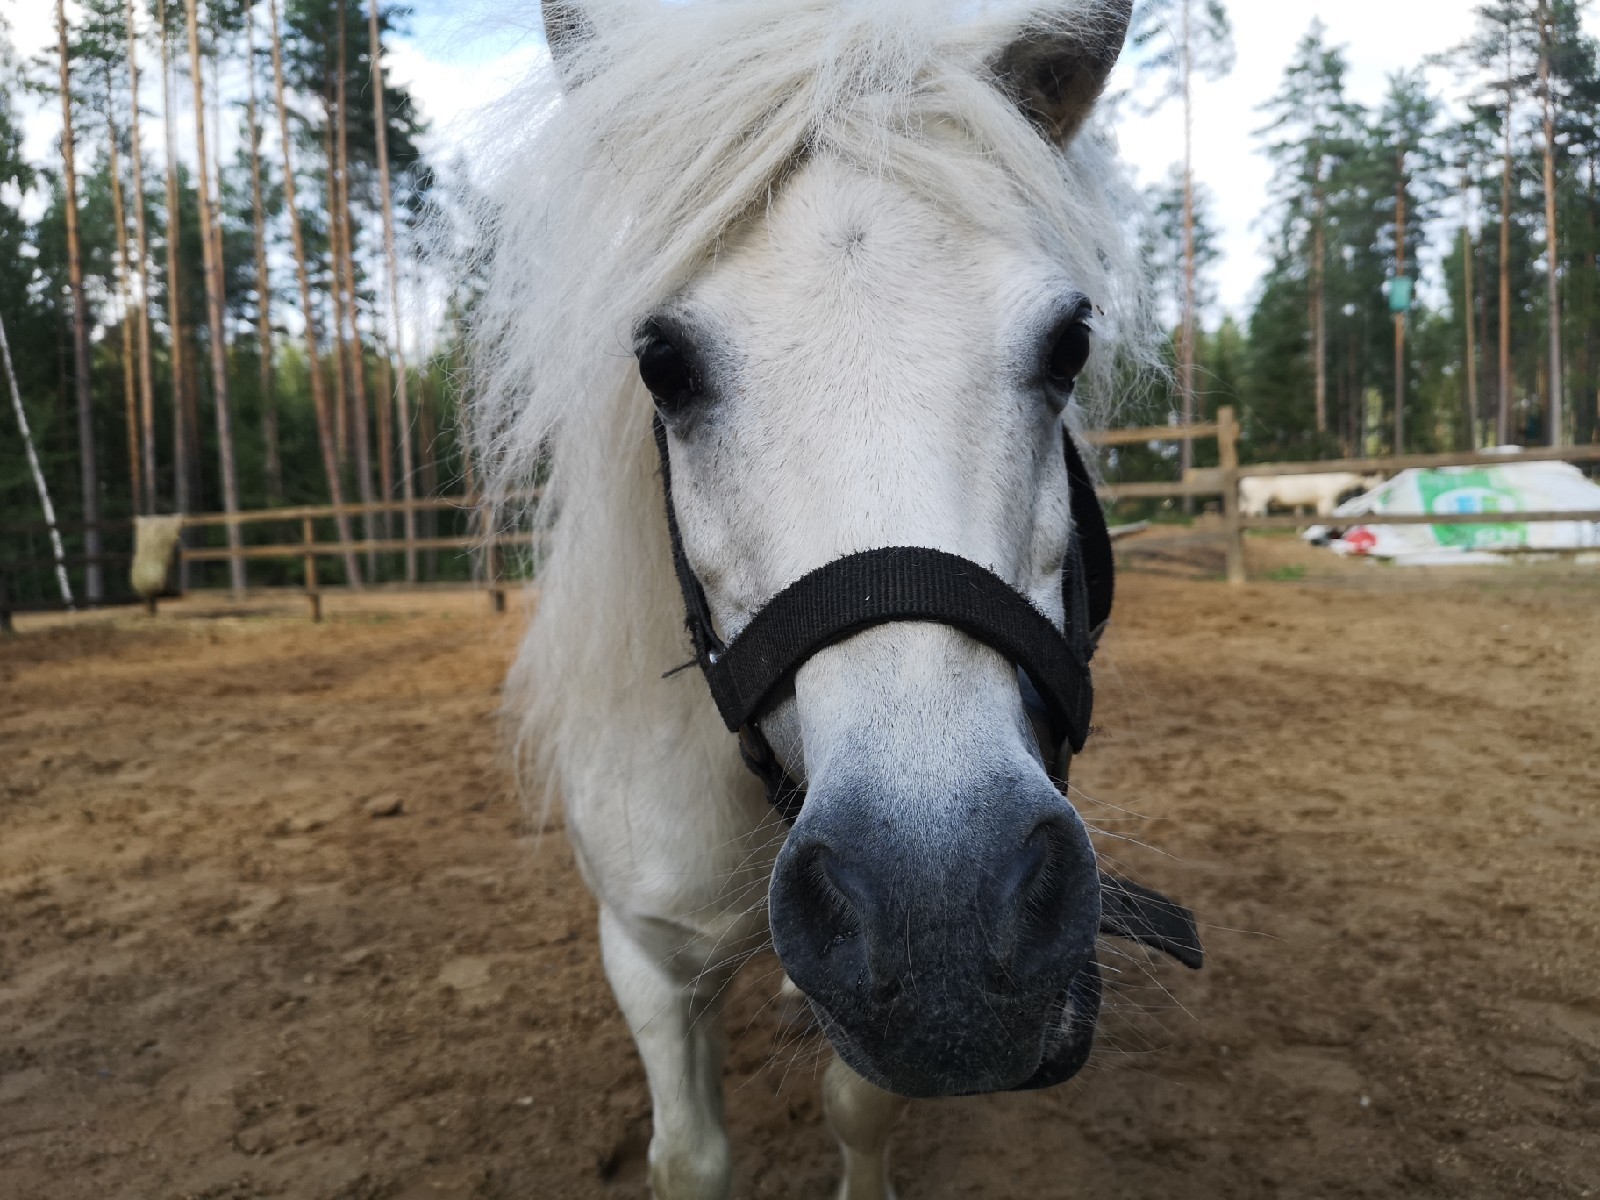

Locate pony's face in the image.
[637,17,1128,1089]
[502,0,1134,1098]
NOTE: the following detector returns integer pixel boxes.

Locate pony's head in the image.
[467,0,1148,1099]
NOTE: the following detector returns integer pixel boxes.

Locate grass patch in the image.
[1266,565,1308,582]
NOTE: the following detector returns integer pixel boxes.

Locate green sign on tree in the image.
[1387,275,1413,314]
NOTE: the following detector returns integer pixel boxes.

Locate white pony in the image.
[462,1,1156,1195]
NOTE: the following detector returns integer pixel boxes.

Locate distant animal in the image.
[1239,472,1384,518]
[461,1,1201,1197]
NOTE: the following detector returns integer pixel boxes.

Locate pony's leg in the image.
[600,906,732,1200]
[824,1052,910,1200]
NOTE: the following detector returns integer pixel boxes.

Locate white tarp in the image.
[1307,456,1600,564]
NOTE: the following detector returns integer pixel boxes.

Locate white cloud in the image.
[385,38,547,152]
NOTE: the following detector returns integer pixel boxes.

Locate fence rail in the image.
[6,421,1600,620]
[1099,408,1600,581]
[1241,509,1600,531]
[0,493,523,622]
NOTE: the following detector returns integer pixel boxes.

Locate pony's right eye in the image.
[636,327,701,415]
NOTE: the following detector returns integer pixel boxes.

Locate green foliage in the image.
[1141,165,1222,326]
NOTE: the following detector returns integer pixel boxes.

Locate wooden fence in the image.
[5,409,1600,625]
[175,495,530,620]
[1091,406,1600,583]
[0,494,523,624]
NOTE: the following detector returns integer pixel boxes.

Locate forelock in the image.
[451,0,1152,510]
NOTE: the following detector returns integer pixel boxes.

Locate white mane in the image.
[454,0,1152,804]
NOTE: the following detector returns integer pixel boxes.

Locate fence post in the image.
[1218,405,1246,585]
[302,516,322,622]
[404,496,418,586]
[486,536,506,614]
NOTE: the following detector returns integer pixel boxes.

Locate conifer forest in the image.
[1,1,1598,606]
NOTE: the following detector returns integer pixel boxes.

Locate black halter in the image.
[651,414,1202,978]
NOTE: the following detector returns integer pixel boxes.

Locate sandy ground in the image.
[2,543,1599,1199]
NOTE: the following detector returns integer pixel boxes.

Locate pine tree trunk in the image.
[56,0,103,603]
[369,0,416,581]
[106,92,142,514]
[245,6,280,505]
[1178,0,1196,511]
[1537,0,1563,445]
[1462,218,1479,450]
[268,0,361,585]
[184,0,244,595]
[1312,179,1327,436]
[418,372,437,579]
[1393,150,1407,455]
[333,11,377,574]
[1346,325,1359,455]
[1580,152,1593,444]
[126,0,158,514]
[1498,52,1514,445]
[1459,162,1479,449]
[322,105,351,466]
[375,327,395,525]
[158,0,191,563]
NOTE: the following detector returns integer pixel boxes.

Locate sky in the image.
[7,0,1599,324]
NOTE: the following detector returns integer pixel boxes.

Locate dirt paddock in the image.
[3,543,1598,1199]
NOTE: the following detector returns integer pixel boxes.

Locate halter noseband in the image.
[653,413,1113,817]
[649,413,1202,1069]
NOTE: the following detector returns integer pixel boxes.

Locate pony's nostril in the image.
[1015,822,1062,915]
[799,845,862,955]
[872,976,902,1005]
[1009,819,1090,966]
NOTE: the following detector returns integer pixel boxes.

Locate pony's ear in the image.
[542,0,597,88]
[988,1,1132,146]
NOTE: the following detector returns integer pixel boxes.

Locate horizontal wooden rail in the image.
[178,494,509,528]
[179,534,532,563]
[1235,443,1600,479]
[1083,422,1219,447]
[1097,481,1226,500]
[1243,509,1600,530]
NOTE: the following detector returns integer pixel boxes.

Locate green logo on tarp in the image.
[1415,469,1527,549]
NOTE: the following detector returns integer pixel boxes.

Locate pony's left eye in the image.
[1044,321,1092,395]
[636,326,701,415]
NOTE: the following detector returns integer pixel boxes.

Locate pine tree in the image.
[126,0,157,512]
[1130,0,1233,489]
[56,0,104,602]
[267,0,361,584]
[183,0,244,593]
[1459,2,1539,443]
[368,0,416,579]
[1140,166,1222,332]
[244,3,280,503]
[1368,71,1443,453]
[1258,21,1360,441]
[156,0,195,540]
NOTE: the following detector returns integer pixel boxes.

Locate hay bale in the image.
[131,516,185,598]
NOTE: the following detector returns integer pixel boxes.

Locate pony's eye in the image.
[1044,321,1092,393]
[636,329,700,414]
